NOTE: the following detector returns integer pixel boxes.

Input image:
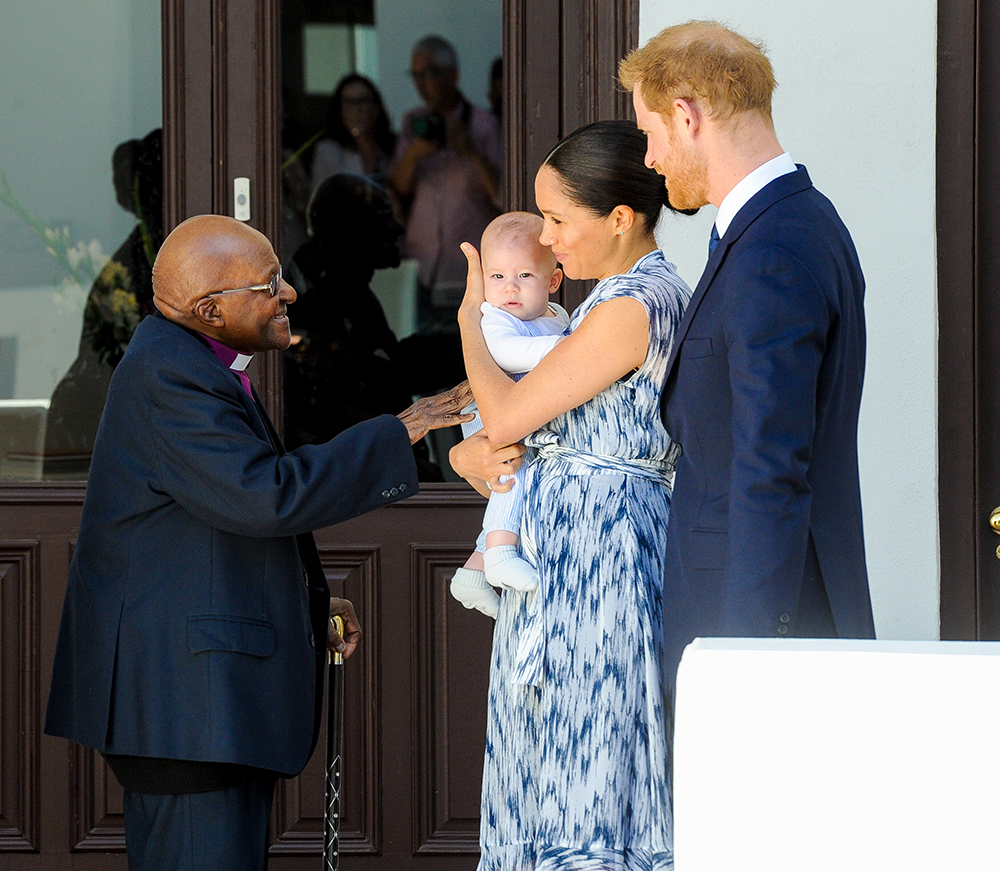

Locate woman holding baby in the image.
[451,119,694,870]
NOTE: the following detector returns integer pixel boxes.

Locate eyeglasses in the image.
[206,269,282,300]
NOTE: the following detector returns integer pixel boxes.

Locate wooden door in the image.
[0,1,638,869]
[938,0,1000,640]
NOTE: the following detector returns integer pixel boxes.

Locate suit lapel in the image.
[663,165,815,382]
[161,312,280,451]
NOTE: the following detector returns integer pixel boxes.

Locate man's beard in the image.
[659,139,709,211]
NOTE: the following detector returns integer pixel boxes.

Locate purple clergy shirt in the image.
[200,334,254,397]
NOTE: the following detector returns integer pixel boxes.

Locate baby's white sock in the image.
[450,567,499,618]
[484,545,539,592]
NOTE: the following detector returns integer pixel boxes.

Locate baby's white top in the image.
[480,301,571,375]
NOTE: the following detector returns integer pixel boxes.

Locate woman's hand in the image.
[458,242,487,326]
[328,597,362,659]
[456,236,650,445]
[450,430,525,497]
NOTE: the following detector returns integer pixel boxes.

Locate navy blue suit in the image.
[45,313,417,779]
[661,166,875,677]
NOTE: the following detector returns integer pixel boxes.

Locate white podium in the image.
[673,638,1000,870]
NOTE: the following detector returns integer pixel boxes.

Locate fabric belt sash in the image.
[524,430,677,485]
[510,432,676,686]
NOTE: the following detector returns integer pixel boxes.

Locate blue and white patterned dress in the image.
[477,251,691,871]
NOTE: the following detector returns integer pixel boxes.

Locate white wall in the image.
[640,2,939,639]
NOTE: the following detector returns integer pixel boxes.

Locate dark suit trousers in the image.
[122,774,277,871]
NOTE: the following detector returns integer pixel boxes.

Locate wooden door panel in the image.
[0,538,41,853]
[0,491,486,870]
[0,491,117,868]
[938,0,1000,640]
[411,547,492,855]
[70,745,126,852]
[272,545,383,858]
[270,492,488,871]
[975,2,1000,638]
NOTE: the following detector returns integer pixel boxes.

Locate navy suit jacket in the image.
[45,314,418,776]
[661,166,875,673]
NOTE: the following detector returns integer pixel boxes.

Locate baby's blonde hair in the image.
[481,212,557,269]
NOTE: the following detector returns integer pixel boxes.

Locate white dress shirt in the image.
[715,152,797,237]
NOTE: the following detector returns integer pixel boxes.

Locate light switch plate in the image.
[234,177,250,221]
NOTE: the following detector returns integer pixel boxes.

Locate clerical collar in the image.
[199,335,254,396]
[201,335,253,372]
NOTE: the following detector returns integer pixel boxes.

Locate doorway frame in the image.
[937,0,986,640]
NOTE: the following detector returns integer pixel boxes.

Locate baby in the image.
[450,211,569,617]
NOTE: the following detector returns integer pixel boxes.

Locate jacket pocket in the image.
[680,337,714,359]
[687,527,727,569]
[187,614,275,657]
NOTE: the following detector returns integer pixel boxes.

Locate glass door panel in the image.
[279,0,502,480]
[0,0,162,481]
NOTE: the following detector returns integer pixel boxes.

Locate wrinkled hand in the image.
[458,242,487,325]
[450,429,525,494]
[328,597,362,659]
[397,381,475,444]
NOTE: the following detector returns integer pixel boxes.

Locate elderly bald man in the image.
[44,215,472,870]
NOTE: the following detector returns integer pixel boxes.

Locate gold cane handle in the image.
[330,614,344,666]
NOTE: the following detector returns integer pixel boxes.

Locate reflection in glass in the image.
[280,0,502,480]
[0,1,162,482]
[283,173,442,480]
[310,74,397,196]
[43,131,164,478]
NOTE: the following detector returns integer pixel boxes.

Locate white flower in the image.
[85,238,105,264]
[51,283,88,315]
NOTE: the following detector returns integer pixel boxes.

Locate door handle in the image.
[990,507,1000,558]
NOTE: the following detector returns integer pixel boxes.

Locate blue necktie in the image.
[708,223,720,256]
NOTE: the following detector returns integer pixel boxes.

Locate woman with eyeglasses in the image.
[311,74,397,196]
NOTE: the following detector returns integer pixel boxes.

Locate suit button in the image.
[777,625,789,636]
[779,613,791,624]
[390,487,399,496]
[400,483,408,492]
[381,489,390,498]
[309,632,316,648]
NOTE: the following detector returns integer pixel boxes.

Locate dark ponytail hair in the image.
[541,120,696,230]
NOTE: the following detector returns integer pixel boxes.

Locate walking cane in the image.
[324,615,345,871]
